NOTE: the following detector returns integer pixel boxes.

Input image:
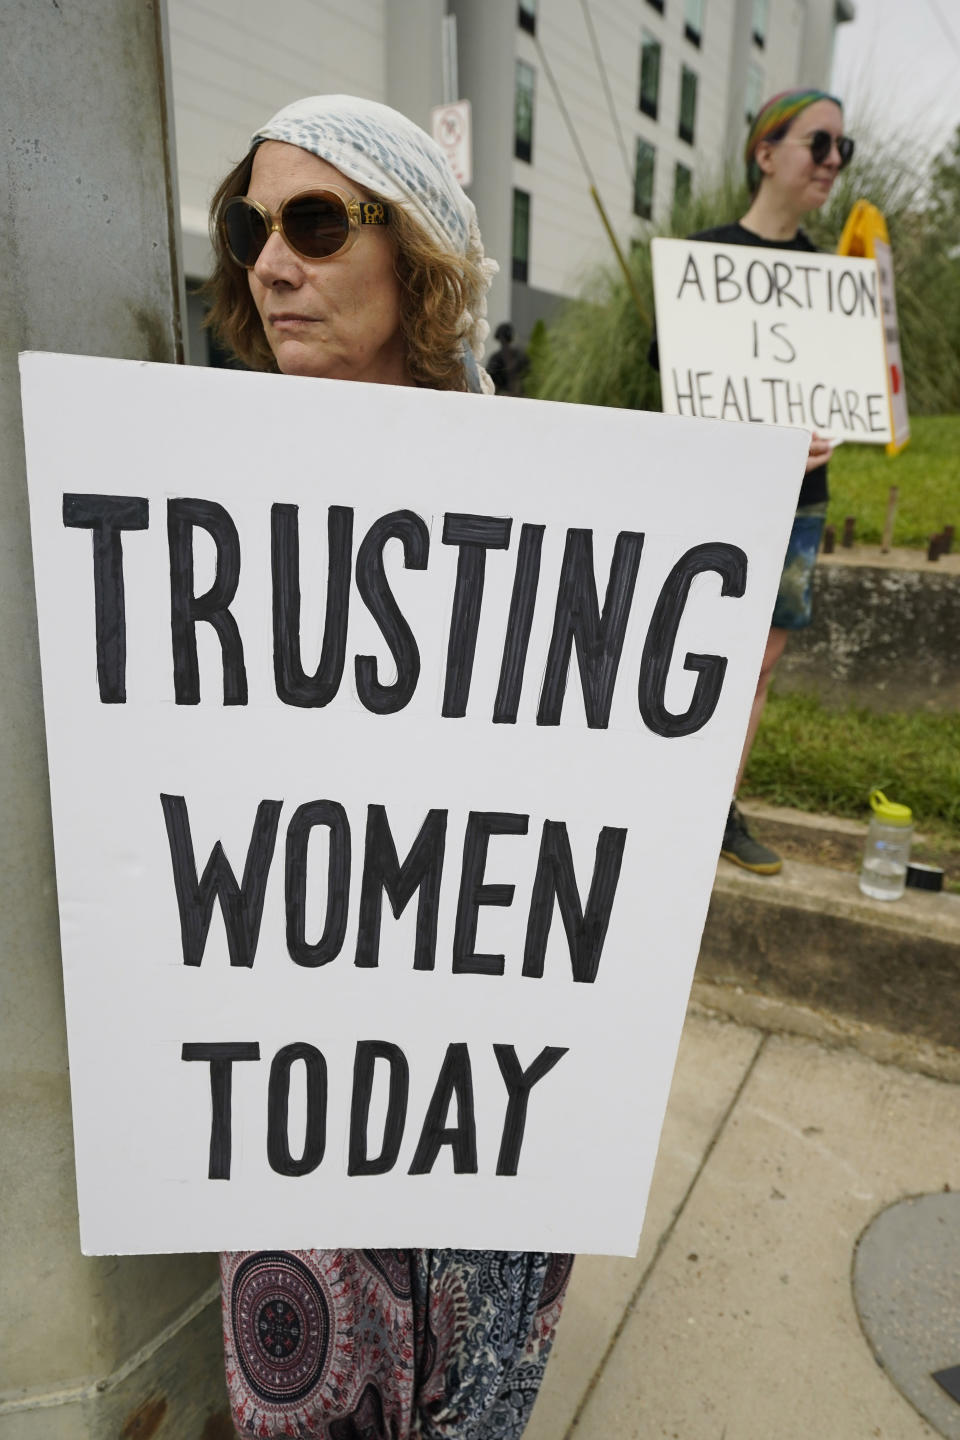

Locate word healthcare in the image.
[62,493,748,737]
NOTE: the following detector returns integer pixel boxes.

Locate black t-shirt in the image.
[652,222,828,507]
[689,222,818,251]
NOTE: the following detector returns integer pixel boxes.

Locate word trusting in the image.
[63,496,747,738]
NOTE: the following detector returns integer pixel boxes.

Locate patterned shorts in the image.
[220,1247,573,1438]
[771,502,828,630]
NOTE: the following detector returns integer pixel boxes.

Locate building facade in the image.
[168,0,854,359]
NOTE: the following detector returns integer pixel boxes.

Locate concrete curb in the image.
[696,826,960,1058]
[688,984,960,1085]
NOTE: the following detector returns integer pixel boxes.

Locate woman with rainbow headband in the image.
[695,88,854,875]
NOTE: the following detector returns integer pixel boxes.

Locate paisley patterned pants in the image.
[220,1249,573,1438]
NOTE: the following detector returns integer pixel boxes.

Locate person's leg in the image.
[219,1249,417,1437]
[722,502,826,876]
[735,625,788,795]
[720,626,788,875]
[417,1251,573,1439]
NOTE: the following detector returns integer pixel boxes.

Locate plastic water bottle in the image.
[859,789,913,901]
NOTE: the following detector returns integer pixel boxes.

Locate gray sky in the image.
[831,0,960,164]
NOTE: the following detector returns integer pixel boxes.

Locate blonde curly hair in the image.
[203,151,486,391]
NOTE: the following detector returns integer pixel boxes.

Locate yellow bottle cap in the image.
[870,788,912,824]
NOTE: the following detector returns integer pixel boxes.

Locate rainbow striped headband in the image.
[745,89,842,184]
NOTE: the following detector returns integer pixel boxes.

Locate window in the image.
[512,189,531,282]
[518,0,536,34]
[673,162,692,213]
[751,0,768,47]
[684,0,704,46]
[638,31,661,118]
[514,61,535,162]
[633,139,656,219]
[745,62,764,123]
[678,65,698,144]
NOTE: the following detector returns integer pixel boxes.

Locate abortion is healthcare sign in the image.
[20,353,808,1257]
[652,237,892,444]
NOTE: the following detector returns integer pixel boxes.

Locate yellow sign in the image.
[838,201,910,455]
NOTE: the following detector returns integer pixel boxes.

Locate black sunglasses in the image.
[785,130,855,169]
[222,187,390,268]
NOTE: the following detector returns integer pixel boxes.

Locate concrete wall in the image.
[449,0,516,338]
[0,3,224,1435]
[168,0,389,279]
[386,0,446,130]
[776,553,960,712]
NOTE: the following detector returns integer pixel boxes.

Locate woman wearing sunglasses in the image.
[204,94,571,1440]
[691,89,855,877]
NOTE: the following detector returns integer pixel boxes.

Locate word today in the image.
[182,1039,567,1181]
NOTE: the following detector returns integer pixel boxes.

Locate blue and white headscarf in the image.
[252,95,498,392]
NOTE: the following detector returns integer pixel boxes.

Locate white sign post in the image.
[20,353,808,1257]
[652,237,892,443]
[872,238,910,452]
[430,99,472,186]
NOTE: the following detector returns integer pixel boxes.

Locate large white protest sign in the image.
[21,352,808,1256]
[652,237,892,443]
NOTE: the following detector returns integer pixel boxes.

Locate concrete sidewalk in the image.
[527,1010,960,1439]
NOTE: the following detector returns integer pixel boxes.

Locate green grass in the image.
[743,690,960,838]
[827,415,960,548]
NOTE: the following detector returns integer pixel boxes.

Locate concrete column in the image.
[0,3,224,1436]
[385,0,446,130]
[448,0,517,342]
[724,0,754,169]
[799,0,840,90]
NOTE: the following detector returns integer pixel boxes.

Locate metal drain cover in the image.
[853,1192,960,1438]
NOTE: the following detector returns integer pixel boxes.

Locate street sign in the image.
[431,99,472,187]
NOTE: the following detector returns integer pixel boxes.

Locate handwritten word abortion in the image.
[674,249,879,316]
